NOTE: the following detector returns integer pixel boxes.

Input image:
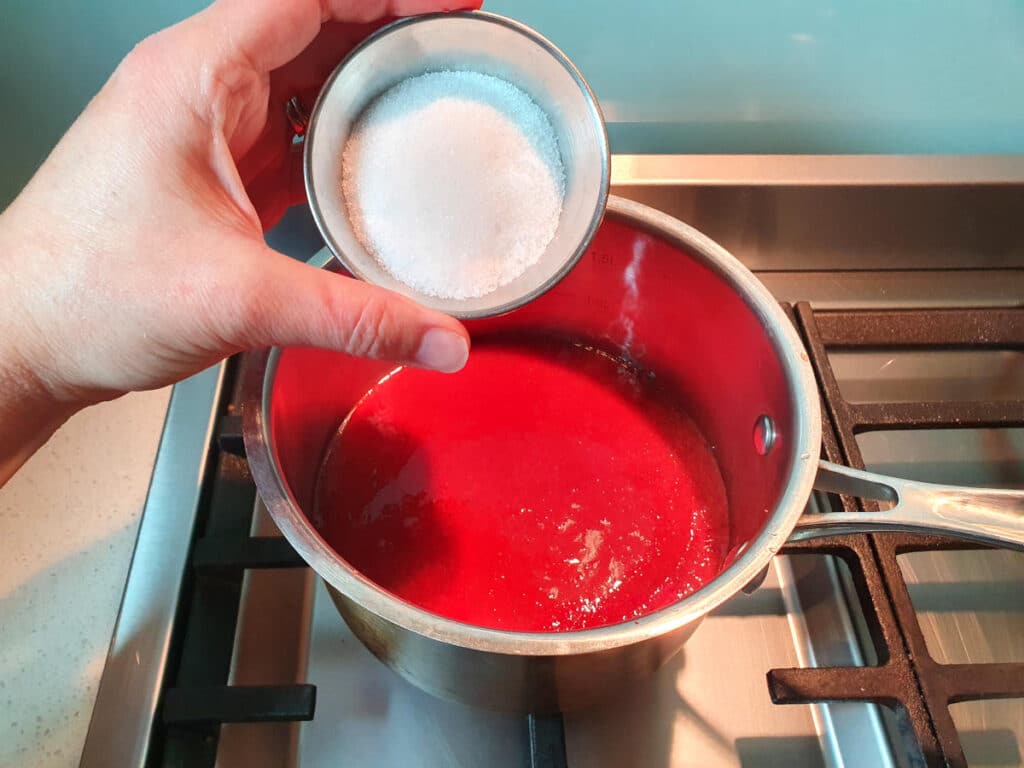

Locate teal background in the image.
[3,0,1023,208]
[489,0,1024,156]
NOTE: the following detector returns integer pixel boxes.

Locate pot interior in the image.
[266,210,799,613]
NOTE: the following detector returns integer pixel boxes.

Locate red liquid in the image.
[315,336,729,632]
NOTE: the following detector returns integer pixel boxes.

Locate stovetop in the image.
[80,157,1024,768]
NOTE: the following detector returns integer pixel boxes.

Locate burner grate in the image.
[154,363,316,766]
[768,304,1024,768]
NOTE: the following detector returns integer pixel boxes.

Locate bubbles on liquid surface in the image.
[314,335,730,632]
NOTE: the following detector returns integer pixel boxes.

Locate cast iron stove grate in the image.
[769,304,1024,768]
[152,363,313,766]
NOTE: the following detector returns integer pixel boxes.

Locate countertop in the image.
[0,388,171,768]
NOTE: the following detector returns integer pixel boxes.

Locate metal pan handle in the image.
[791,460,1024,550]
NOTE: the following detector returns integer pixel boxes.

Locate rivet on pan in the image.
[286,96,310,138]
[753,414,776,456]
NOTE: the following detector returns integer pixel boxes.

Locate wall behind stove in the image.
[3,0,1023,210]
[1,0,196,209]
[487,0,1024,155]
[0,0,323,256]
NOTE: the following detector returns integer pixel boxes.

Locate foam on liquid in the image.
[314,336,730,633]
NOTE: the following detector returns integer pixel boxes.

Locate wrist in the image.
[0,213,84,484]
[0,340,80,486]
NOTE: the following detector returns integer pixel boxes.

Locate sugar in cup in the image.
[303,11,610,319]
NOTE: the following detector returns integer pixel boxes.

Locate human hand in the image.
[0,0,477,480]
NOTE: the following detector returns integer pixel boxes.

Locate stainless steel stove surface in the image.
[81,156,1024,768]
[297,556,888,768]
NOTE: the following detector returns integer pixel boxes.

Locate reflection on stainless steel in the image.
[902,546,1024,766]
[611,155,1024,187]
[301,581,531,767]
[776,551,898,768]
[899,549,1024,666]
[759,271,1022,310]
[846,371,1024,766]
[609,165,1024,314]
[897,544,1024,768]
[794,461,1024,549]
[298,567,832,768]
[80,365,225,768]
[950,700,1024,768]
[858,430,1024,495]
[216,501,314,768]
[565,564,827,768]
[830,351,1024,404]
[295,554,902,766]
[610,183,1024,272]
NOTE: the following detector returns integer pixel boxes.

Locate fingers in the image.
[205,0,482,75]
[230,247,469,373]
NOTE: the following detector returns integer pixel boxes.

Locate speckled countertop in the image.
[0,388,171,768]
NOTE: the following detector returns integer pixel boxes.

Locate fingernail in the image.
[415,329,469,373]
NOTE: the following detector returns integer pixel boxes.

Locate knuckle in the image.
[114,34,165,87]
[346,293,401,359]
[190,259,265,351]
[232,270,281,348]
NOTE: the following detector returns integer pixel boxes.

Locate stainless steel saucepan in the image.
[243,196,1023,713]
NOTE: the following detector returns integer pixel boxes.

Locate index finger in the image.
[202,0,482,75]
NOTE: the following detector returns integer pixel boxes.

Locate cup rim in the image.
[302,10,611,320]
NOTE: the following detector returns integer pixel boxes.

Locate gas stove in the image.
[80,156,1024,768]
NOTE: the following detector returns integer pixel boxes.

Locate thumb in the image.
[228,249,470,373]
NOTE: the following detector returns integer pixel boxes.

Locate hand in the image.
[0,0,477,481]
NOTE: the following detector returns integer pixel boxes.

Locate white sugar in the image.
[341,71,565,300]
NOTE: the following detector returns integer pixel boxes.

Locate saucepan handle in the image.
[791,460,1024,550]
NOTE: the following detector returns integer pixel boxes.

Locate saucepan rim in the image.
[242,195,822,656]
